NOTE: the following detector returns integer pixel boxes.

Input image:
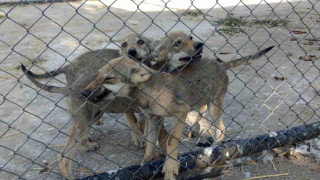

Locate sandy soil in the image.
[0,0,319,179]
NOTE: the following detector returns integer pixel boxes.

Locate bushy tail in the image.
[21,64,69,95]
[226,46,274,68]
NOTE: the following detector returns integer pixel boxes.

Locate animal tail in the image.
[21,64,69,95]
[226,46,274,68]
[21,64,66,79]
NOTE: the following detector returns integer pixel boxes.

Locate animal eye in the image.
[190,36,193,40]
[137,39,144,45]
[121,42,127,48]
[173,40,182,47]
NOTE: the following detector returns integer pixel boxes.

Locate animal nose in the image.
[127,48,137,57]
[81,89,91,98]
[194,42,203,51]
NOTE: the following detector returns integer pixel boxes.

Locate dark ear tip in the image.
[81,89,91,98]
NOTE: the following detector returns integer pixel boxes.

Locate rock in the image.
[0,12,5,18]
[244,171,251,178]
[304,56,311,61]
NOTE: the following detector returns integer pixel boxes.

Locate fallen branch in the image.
[79,121,320,180]
[271,160,277,172]
[2,132,21,138]
[32,167,103,174]
[242,172,289,180]
[47,144,65,148]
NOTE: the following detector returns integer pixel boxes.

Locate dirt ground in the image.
[0,0,320,179]
[220,156,320,180]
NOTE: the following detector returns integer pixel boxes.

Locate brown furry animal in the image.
[22,32,205,179]
[82,31,273,179]
[84,32,272,179]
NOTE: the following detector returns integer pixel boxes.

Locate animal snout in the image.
[81,89,91,98]
[127,48,137,57]
[194,42,203,51]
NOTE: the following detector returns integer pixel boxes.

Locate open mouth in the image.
[128,54,142,62]
[179,51,203,62]
[96,89,110,100]
[89,89,111,103]
[134,57,143,62]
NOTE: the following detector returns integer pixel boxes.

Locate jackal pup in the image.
[21,33,157,179]
[83,31,274,179]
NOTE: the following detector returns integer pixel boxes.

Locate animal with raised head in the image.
[82,31,274,179]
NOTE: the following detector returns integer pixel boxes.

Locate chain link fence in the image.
[0,0,320,179]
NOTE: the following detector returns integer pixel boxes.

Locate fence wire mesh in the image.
[0,0,320,179]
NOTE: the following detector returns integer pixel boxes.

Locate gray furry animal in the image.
[21,33,162,179]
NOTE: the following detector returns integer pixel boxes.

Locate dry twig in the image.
[242,173,289,180]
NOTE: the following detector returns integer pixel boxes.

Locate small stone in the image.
[128,20,139,25]
[269,132,277,137]
[298,56,303,59]
[0,12,5,18]
[244,172,251,178]
[262,150,275,163]
[291,37,297,41]
[304,56,311,61]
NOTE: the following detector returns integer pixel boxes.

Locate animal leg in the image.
[126,111,144,148]
[208,94,226,144]
[58,116,92,179]
[186,104,208,137]
[158,122,168,151]
[162,112,187,180]
[81,112,102,151]
[142,115,162,162]
[58,100,99,179]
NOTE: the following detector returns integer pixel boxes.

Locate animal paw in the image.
[131,131,144,148]
[186,129,198,138]
[57,154,74,179]
[162,158,179,180]
[94,119,104,126]
[142,153,154,163]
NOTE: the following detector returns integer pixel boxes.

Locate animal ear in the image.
[151,40,160,50]
[154,35,168,53]
[119,48,125,56]
[150,39,160,56]
[130,67,152,84]
[154,42,164,53]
